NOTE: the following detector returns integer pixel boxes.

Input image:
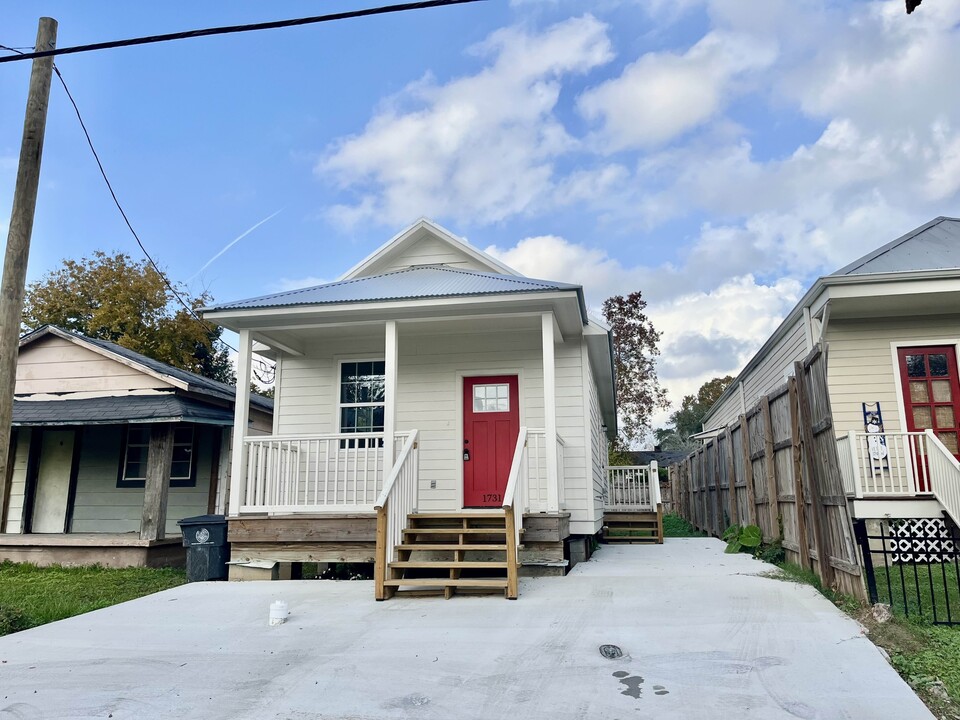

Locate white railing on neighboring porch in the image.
[373,430,420,600]
[241,432,411,513]
[501,427,529,600]
[605,462,660,511]
[838,430,960,525]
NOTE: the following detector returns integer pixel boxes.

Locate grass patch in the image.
[873,562,960,624]
[662,513,705,538]
[0,561,186,636]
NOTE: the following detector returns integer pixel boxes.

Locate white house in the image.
[203,219,661,599]
[701,216,960,525]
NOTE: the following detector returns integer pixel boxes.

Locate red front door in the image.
[898,346,960,490]
[463,375,520,508]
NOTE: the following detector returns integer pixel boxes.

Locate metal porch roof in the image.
[202,265,583,313]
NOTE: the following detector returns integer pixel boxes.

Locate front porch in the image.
[836,429,960,523]
[0,532,184,568]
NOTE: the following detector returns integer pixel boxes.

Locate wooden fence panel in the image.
[669,344,866,601]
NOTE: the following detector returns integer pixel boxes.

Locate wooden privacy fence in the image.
[668,345,866,600]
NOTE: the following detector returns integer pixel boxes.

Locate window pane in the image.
[358,361,373,379]
[913,407,933,429]
[173,427,193,444]
[340,362,358,383]
[938,432,959,455]
[936,406,956,428]
[372,405,384,430]
[170,460,191,479]
[341,407,356,430]
[929,354,949,377]
[909,381,929,403]
[372,361,385,375]
[128,426,149,445]
[341,383,357,403]
[932,380,953,403]
[906,354,925,377]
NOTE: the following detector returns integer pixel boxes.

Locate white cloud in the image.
[578,31,777,151]
[319,15,613,228]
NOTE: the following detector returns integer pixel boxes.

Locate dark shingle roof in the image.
[203,265,581,312]
[12,395,236,426]
[831,216,960,276]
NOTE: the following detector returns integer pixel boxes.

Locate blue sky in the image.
[3,0,960,426]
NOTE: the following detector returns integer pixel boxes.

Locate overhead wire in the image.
[1,42,275,382]
[0,0,486,64]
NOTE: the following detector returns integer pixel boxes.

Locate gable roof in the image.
[19,326,273,412]
[339,218,519,280]
[204,265,586,319]
[832,216,960,276]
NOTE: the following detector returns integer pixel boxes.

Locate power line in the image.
[2,42,274,383]
[0,0,486,65]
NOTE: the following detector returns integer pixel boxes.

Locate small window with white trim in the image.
[473,383,510,412]
[120,426,150,485]
[339,360,385,448]
[169,426,196,486]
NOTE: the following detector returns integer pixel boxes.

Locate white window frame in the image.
[170,426,195,482]
[337,358,386,445]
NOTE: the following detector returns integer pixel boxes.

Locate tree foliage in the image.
[23,251,235,384]
[602,291,669,449]
[655,374,734,450]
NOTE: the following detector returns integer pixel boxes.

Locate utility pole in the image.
[0,17,58,521]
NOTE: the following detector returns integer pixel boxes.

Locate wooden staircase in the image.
[602,509,664,544]
[381,512,519,599]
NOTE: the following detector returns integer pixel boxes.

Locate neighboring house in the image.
[0,326,273,567]
[701,216,960,523]
[202,219,651,598]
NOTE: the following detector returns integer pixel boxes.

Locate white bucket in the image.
[269,600,288,626]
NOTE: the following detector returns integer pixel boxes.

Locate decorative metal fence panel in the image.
[855,518,960,625]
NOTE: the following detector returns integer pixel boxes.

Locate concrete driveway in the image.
[0,538,932,720]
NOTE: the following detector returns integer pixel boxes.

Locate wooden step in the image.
[389,560,508,569]
[383,578,508,589]
[403,527,506,535]
[395,543,507,551]
[407,513,504,519]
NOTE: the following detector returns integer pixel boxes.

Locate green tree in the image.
[655,375,734,450]
[602,291,669,450]
[23,251,235,384]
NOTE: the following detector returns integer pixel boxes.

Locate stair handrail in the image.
[501,426,528,600]
[374,429,419,601]
[924,429,960,526]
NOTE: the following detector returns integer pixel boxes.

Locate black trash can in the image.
[177,514,229,582]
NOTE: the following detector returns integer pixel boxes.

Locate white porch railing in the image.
[373,430,420,600]
[240,432,411,513]
[843,431,932,497]
[501,427,528,600]
[926,430,960,526]
[524,429,564,512]
[605,462,660,512]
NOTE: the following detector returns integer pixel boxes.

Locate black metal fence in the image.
[854,518,960,625]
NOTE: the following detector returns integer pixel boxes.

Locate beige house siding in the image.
[825,315,960,436]
[4,428,31,533]
[708,319,808,429]
[15,336,174,395]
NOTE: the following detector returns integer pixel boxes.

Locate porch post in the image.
[140,423,174,541]
[542,312,559,512]
[383,320,398,478]
[228,329,253,518]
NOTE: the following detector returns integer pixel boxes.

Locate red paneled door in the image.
[463,375,520,508]
[897,346,960,491]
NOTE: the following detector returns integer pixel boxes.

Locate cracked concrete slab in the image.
[0,538,933,719]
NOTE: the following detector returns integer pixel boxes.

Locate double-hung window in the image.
[339,360,385,448]
[117,424,197,488]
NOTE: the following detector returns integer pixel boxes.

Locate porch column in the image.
[140,423,174,541]
[383,320,398,477]
[228,329,253,518]
[542,312,560,512]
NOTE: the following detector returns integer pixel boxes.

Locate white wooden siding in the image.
[585,345,605,534]
[15,336,174,395]
[361,234,492,276]
[4,428,31,533]
[709,319,808,428]
[826,314,960,436]
[273,322,595,524]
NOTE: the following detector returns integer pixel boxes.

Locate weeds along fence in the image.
[668,345,866,601]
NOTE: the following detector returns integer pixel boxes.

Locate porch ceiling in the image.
[819,285,960,320]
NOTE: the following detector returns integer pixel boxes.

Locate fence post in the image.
[788,376,811,570]
[725,427,738,529]
[760,396,781,539]
[853,519,878,604]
